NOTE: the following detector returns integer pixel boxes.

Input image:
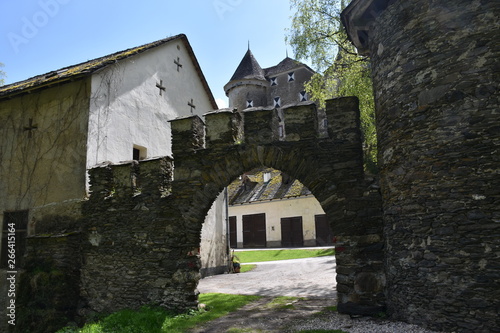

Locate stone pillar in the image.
[343,0,500,331]
[325,97,365,184]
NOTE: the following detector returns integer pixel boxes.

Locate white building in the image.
[228,168,332,248]
[0,34,227,275]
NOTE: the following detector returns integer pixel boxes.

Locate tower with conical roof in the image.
[225,48,315,112]
[224,48,269,111]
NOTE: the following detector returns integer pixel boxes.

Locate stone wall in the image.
[169,98,385,315]
[16,99,385,332]
[79,157,202,314]
[16,233,82,333]
[365,0,499,331]
[76,98,385,318]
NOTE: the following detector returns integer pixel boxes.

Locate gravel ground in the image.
[287,310,444,333]
[198,256,337,298]
[190,296,443,333]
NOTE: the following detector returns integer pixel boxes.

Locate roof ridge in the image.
[0,33,218,110]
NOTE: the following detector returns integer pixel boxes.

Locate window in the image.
[133,145,147,161]
[288,72,295,82]
[270,77,277,86]
[273,97,281,108]
[246,100,253,108]
[1,211,28,269]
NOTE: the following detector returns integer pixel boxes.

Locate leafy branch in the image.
[286,0,378,174]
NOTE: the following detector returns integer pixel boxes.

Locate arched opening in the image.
[197,166,337,301]
[168,98,385,316]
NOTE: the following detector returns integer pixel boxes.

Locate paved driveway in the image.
[197,256,337,299]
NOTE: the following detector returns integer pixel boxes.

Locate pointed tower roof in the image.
[229,49,266,81]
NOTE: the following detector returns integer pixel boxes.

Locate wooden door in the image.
[229,216,237,248]
[242,213,266,248]
[315,214,333,246]
[281,216,304,247]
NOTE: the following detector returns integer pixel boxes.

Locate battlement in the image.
[87,156,173,201]
[87,97,362,200]
[170,97,362,153]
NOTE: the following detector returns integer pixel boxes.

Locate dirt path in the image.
[188,296,337,333]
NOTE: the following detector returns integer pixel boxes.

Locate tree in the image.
[0,62,6,86]
[287,0,378,173]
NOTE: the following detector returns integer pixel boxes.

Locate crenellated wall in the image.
[20,98,385,331]
[79,98,384,314]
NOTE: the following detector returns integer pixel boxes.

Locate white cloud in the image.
[215,97,228,109]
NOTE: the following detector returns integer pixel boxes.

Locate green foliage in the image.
[56,293,261,333]
[236,248,334,263]
[287,0,378,173]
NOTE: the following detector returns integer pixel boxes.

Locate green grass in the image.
[227,328,264,333]
[56,293,261,333]
[240,264,257,273]
[264,296,301,310]
[235,248,334,263]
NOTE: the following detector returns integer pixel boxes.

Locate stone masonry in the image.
[342,0,500,332]
[18,98,384,332]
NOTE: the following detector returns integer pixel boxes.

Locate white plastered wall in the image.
[86,39,226,275]
[87,41,215,166]
[229,195,326,248]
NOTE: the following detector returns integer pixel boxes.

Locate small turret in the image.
[224,49,269,111]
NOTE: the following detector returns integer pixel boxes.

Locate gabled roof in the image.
[229,49,266,81]
[264,57,315,77]
[228,168,312,205]
[0,34,218,108]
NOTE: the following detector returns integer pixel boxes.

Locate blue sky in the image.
[0,0,301,108]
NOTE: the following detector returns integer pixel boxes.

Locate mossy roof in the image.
[264,57,315,77]
[0,34,218,108]
[228,167,312,205]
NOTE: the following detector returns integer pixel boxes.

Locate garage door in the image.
[242,213,267,248]
[281,216,304,247]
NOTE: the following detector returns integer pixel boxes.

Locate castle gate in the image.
[79,97,384,316]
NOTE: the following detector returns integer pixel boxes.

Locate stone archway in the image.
[78,97,385,317]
